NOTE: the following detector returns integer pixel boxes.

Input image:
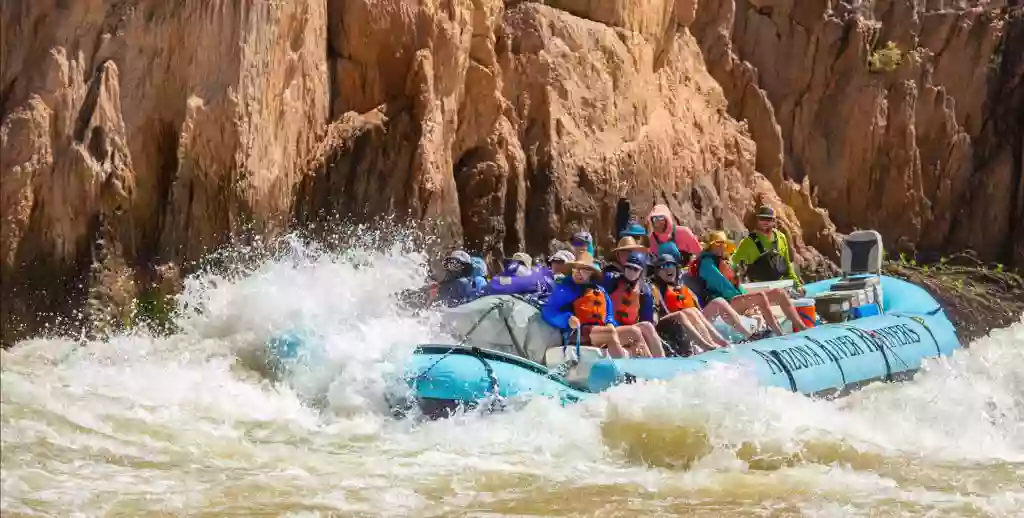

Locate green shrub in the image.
[869,41,903,73]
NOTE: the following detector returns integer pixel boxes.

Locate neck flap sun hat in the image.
[571,231,593,246]
[566,251,601,274]
[510,252,533,269]
[612,236,646,254]
[550,250,575,264]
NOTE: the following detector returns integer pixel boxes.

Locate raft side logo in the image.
[752,323,923,375]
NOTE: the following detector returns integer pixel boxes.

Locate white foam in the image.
[2,236,1021,515]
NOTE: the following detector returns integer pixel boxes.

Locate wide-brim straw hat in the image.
[566,251,601,273]
[612,236,646,253]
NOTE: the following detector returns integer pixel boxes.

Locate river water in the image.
[3,241,1023,517]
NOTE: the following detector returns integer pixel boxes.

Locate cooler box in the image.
[813,292,854,323]
[830,274,883,309]
[793,298,817,327]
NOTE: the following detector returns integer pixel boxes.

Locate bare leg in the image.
[589,326,626,358]
[765,288,810,332]
[681,308,730,347]
[662,312,717,350]
[701,298,754,340]
[730,293,785,335]
[616,326,652,357]
[635,321,666,357]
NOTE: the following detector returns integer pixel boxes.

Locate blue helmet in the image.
[654,253,679,268]
[625,251,648,269]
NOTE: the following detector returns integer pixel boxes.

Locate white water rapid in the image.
[3,240,1022,517]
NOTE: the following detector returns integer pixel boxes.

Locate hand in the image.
[568,316,581,329]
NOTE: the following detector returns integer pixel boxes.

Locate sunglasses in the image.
[651,215,666,221]
[658,264,677,270]
[757,216,776,221]
[624,265,643,272]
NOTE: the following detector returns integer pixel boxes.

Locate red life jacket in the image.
[572,287,608,326]
[610,280,640,325]
[661,283,698,312]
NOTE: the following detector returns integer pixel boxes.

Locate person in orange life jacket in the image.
[650,254,751,352]
[541,252,628,358]
[694,231,809,335]
[601,251,666,358]
[647,204,701,264]
[604,236,647,275]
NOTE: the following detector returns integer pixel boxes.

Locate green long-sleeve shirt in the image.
[731,229,802,287]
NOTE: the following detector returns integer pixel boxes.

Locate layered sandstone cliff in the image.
[2,0,328,340]
[1,0,1020,344]
[694,0,1023,264]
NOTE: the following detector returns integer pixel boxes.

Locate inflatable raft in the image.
[268,231,962,418]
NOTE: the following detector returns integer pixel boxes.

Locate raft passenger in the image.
[650,254,753,353]
[434,251,487,307]
[646,204,701,264]
[604,236,647,276]
[602,252,666,358]
[541,252,627,357]
[732,206,803,287]
[570,231,595,256]
[694,232,809,335]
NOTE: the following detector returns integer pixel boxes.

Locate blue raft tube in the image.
[268,232,962,418]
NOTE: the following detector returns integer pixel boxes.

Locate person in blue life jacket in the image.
[603,236,647,276]
[541,251,627,356]
[432,250,486,307]
[600,251,665,358]
[693,231,807,336]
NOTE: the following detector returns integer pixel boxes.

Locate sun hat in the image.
[612,236,646,254]
[566,251,601,273]
[549,250,575,263]
[755,205,776,220]
[510,252,533,269]
[571,231,593,246]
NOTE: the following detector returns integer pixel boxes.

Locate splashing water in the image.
[2,241,1023,517]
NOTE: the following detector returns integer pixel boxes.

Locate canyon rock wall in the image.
[298,0,836,268]
[693,0,1023,265]
[1,0,328,341]
[2,0,1020,344]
